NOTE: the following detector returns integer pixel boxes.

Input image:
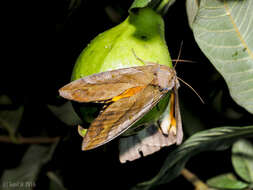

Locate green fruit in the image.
[71,8,172,130]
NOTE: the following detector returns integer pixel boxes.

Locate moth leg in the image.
[168,92,177,135]
[159,93,177,135]
[174,87,183,144]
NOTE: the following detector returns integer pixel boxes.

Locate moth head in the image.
[156,66,177,91]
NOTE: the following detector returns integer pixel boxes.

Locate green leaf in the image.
[0,105,24,136]
[186,0,199,29]
[47,102,82,126]
[77,125,87,137]
[207,173,249,190]
[0,95,12,105]
[0,144,58,190]
[130,0,151,9]
[131,126,253,190]
[232,139,253,183]
[129,0,175,14]
[129,0,154,13]
[155,0,176,15]
[47,171,67,190]
[191,0,253,113]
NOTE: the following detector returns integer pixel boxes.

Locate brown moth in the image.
[59,63,183,151]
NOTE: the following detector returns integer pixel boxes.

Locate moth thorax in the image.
[156,69,176,90]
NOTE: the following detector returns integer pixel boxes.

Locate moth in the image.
[59,62,183,151]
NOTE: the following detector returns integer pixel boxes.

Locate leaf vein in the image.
[224,0,253,60]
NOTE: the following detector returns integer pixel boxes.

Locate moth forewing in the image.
[81,84,168,151]
[59,66,157,103]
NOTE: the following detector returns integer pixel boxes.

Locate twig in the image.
[181,168,209,190]
[0,136,60,144]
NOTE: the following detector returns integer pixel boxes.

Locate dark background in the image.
[0,0,252,189]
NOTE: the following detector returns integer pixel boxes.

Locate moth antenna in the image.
[177,77,205,104]
[171,59,196,63]
[173,41,184,69]
[131,49,150,65]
